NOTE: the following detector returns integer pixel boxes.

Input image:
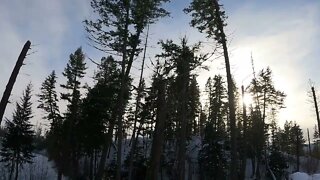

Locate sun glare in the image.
[243,94,253,106]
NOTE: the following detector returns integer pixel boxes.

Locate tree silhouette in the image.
[60,47,87,179]
[0,83,35,180]
[185,1,238,177]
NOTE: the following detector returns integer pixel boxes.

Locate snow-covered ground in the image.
[0,152,58,180]
[290,172,320,180]
[1,136,320,179]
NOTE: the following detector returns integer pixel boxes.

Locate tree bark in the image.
[0,40,31,125]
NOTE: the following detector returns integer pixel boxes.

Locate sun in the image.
[242,93,253,106]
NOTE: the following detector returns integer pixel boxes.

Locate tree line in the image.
[0,0,312,180]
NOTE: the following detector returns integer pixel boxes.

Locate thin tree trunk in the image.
[256,157,261,180]
[9,161,14,180]
[94,150,98,177]
[128,25,149,180]
[57,170,62,180]
[296,127,300,172]
[116,89,125,180]
[212,1,238,179]
[90,152,94,180]
[94,1,130,178]
[308,128,311,156]
[199,109,205,139]
[251,157,255,178]
[146,78,166,180]
[311,86,320,135]
[14,160,18,180]
[95,112,117,180]
[116,1,136,179]
[188,157,192,180]
[0,40,31,125]
[240,85,248,179]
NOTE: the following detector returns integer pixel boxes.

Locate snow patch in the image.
[289,172,320,180]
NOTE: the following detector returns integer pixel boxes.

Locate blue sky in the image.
[1,0,320,136]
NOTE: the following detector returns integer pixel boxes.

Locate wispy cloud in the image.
[1,0,320,136]
[0,0,94,126]
[224,2,320,130]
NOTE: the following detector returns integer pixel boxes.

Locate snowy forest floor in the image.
[1,137,320,179]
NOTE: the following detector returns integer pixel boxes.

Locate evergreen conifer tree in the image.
[60,47,87,179]
[80,56,121,178]
[187,75,201,136]
[0,84,35,180]
[185,1,238,177]
[155,38,206,180]
[290,123,305,171]
[37,71,64,180]
[85,1,170,178]
[38,70,61,129]
[198,75,228,179]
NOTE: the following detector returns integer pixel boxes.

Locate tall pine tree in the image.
[85,1,170,178]
[60,47,87,179]
[38,71,61,129]
[0,83,35,180]
[80,56,121,179]
[37,71,64,180]
[153,38,207,180]
[185,1,238,177]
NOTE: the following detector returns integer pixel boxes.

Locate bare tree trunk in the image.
[308,128,311,156]
[212,1,238,179]
[311,86,320,135]
[116,113,124,180]
[251,157,255,178]
[0,40,31,125]
[188,157,192,180]
[94,150,98,177]
[296,126,300,172]
[14,160,19,180]
[95,112,117,180]
[240,85,248,179]
[128,25,149,180]
[256,157,261,180]
[116,2,147,179]
[89,152,94,180]
[199,109,205,139]
[9,161,14,180]
[146,78,166,180]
